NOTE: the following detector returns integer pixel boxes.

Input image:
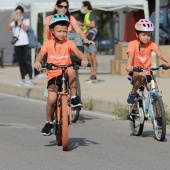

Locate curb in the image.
[0,84,115,113]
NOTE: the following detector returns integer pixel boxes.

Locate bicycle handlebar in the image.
[42,61,91,70]
[132,64,170,72]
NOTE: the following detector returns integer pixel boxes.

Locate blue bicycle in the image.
[129,64,169,141]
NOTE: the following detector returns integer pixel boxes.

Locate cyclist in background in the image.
[126,19,170,105]
[34,14,88,136]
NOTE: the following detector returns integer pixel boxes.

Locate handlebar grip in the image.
[133,66,143,72]
[161,64,170,70]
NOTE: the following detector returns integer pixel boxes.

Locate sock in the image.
[71,96,76,99]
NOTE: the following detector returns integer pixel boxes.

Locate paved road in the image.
[1,93,170,170]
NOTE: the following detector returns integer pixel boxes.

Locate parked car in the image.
[150,8,170,45]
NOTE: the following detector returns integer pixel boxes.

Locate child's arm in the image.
[155,48,170,66]
[126,51,134,72]
[34,50,46,70]
[71,47,88,67]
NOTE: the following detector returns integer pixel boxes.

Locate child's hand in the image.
[126,66,133,72]
[81,60,88,67]
[34,61,42,70]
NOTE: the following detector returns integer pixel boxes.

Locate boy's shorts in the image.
[47,75,63,91]
[84,44,97,53]
[127,72,156,85]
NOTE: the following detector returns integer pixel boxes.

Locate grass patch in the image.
[83,97,95,111]
[112,101,170,125]
[113,102,129,120]
[164,104,170,125]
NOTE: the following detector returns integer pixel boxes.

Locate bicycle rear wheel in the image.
[72,109,80,123]
[61,95,69,151]
[152,95,166,141]
[129,104,144,136]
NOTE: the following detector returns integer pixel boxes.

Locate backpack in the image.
[27,28,39,48]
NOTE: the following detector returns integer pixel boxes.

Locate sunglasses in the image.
[58,5,68,9]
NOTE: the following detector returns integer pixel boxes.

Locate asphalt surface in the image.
[1,93,170,170]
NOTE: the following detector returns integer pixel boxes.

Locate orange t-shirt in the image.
[41,39,76,82]
[127,40,158,68]
[44,15,77,40]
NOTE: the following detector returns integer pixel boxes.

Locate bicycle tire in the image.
[129,105,144,136]
[70,71,80,123]
[76,70,81,99]
[72,110,80,123]
[152,95,166,141]
[61,95,69,151]
[55,107,62,146]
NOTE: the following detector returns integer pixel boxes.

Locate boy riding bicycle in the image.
[126,19,170,105]
[34,14,88,136]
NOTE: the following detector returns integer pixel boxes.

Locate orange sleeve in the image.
[40,41,49,54]
[126,41,135,54]
[68,40,77,53]
[150,41,158,52]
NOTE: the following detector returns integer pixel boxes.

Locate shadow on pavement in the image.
[77,114,100,123]
[69,138,99,151]
[44,138,99,150]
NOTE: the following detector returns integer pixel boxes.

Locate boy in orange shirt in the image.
[126,19,170,105]
[34,14,88,135]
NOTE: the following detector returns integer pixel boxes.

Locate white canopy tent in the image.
[18,0,149,37]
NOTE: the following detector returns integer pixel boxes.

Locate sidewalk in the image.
[1,65,170,113]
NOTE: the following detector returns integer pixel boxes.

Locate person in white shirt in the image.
[7,5,34,86]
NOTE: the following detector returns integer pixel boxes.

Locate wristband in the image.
[43,38,48,42]
[34,61,40,64]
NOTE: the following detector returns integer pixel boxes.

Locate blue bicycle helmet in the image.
[49,14,70,29]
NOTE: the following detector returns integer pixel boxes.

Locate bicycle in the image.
[42,61,90,151]
[128,64,169,141]
[67,31,84,123]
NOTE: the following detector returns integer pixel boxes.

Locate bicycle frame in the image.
[56,68,72,126]
[139,68,162,120]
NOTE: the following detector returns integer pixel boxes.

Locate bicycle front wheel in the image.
[152,95,166,141]
[62,95,69,151]
[129,105,144,136]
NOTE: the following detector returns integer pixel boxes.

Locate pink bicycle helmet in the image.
[135,19,154,32]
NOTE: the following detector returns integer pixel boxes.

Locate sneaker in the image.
[41,122,54,136]
[91,76,98,83]
[84,77,93,83]
[127,93,137,105]
[16,80,25,86]
[25,80,34,86]
[71,96,83,108]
